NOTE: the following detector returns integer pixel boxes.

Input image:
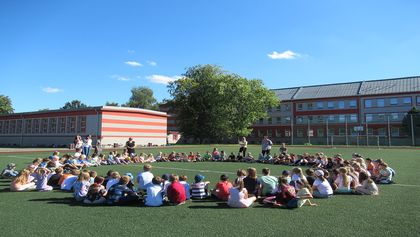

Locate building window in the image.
[307,103,313,110]
[297,116,304,124]
[308,115,313,121]
[275,129,281,137]
[350,114,358,122]
[285,130,291,137]
[67,117,76,133]
[377,99,385,107]
[327,101,334,108]
[32,119,40,134]
[276,117,281,124]
[366,114,373,122]
[391,113,399,121]
[267,129,272,137]
[339,115,345,123]
[49,118,57,134]
[377,114,385,122]
[317,128,324,137]
[296,128,304,137]
[285,117,291,123]
[339,127,346,135]
[338,101,345,109]
[391,127,400,137]
[403,97,412,104]
[41,118,48,134]
[297,103,303,111]
[349,100,357,108]
[276,105,281,111]
[9,120,16,134]
[317,115,324,123]
[316,102,323,109]
[59,117,66,133]
[377,128,386,136]
[327,128,335,136]
[259,118,264,124]
[367,128,373,135]
[4,121,9,134]
[0,121,3,134]
[16,120,22,134]
[390,98,398,105]
[285,104,291,111]
[25,119,32,134]
[328,115,335,122]
[267,117,272,125]
[77,116,87,133]
[417,96,420,105]
[365,99,372,108]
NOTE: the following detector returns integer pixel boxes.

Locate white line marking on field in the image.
[149,166,235,175]
[150,166,420,187]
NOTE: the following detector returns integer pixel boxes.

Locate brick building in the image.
[0,106,168,147]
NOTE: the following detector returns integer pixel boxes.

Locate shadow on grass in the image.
[190,198,221,203]
[28,197,148,208]
[188,202,230,209]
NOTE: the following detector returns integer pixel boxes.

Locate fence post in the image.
[411,114,415,146]
[387,115,391,147]
[326,119,329,146]
[345,116,348,147]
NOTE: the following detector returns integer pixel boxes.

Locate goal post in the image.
[328,135,386,148]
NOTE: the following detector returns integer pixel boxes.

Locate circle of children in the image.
[2,137,396,209]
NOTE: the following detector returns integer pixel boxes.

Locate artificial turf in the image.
[0,145,419,237]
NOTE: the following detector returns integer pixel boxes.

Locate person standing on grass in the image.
[261,136,273,156]
[82,135,93,157]
[238,137,248,157]
[126,137,136,156]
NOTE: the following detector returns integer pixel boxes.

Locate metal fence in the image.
[250,114,420,147]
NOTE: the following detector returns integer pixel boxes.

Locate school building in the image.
[0,106,168,147]
[250,76,420,146]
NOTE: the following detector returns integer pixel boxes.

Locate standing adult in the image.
[94,137,102,155]
[261,136,273,156]
[82,135,93,157]
[74,135,83,151]
[126,137,136,156]
[238,137,248,157]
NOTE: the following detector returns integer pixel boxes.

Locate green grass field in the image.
[0,145,419,237]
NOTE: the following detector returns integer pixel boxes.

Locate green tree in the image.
[402,106,420,138]
[105,101,119,106]
[0,95,14,114]
[124,86,158,110]
[61,100,88,110]
[168,64,279,142]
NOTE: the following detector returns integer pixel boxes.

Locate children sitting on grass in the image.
[211,174,232,201]
[191,174,210,199]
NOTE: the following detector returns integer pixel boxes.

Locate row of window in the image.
[267,104,291,112]
[251,127,400,138]
[296,114,358,124]
[365,113,406,123]
[0,116,87,135]
[364,97,417,108]
[296,100,357,111]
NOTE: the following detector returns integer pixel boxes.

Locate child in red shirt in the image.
[211,174,233,201]
[167,174,186,205]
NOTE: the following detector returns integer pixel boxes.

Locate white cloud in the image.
[125,61,143,67]
[110,74,131,81]
[146,74,182,85]
[147,60,157,66]
[267,50,300,59]
[42,87,62,93]
[127,50,135,54]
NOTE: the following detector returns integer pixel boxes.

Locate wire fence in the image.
[250,114,420,147]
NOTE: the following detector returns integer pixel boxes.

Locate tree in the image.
[124,86,158,110]
[402,106,420,138]
[61,100,88,110]
[105,101,119,106]
[168,64,279,142]
[0,95,14,114]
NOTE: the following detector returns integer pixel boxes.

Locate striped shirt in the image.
[191,182,208,199]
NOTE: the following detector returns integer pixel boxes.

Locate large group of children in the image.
[2,144,396,209]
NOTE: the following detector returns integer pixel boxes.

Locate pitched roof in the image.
[272,76,420,100]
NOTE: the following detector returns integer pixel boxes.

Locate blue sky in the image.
[1,0,420,112]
